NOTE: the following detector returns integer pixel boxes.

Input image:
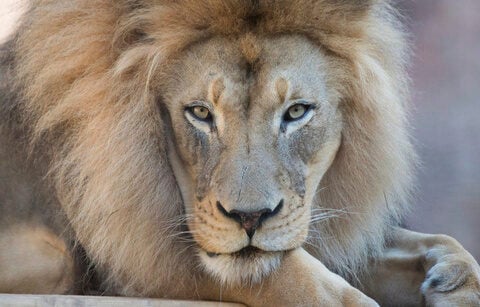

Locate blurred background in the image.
[397,0,480,260]
[1,1,479,260]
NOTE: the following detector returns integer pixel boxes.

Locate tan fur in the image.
[1,0,479,305]
[2,0,415,298]
[362,228,480,306]
[0,226,74,294]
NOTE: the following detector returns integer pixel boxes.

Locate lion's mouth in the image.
[199,245,284,284]
[206,246,264,259]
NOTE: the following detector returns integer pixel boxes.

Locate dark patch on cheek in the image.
[194,131,210,159]
[194,141,222,201]
[159,101,220,202]
[277,139,306,197]
[278,125,328,197]
[174,120,211,168]
[295,126,327,164]
[288,166,306,197]
[174,125,202,167]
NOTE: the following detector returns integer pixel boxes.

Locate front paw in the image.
[197,248,379,306]
[279,249,379,307]
[422,238,480,306]
[339,286,380,307]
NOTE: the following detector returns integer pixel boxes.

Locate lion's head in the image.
[163,34,344,283]
[12,0,415,296]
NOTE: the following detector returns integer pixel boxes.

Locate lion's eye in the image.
[284,104,310,122]
[188,105,212,121]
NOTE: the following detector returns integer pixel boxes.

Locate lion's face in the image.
[10,0,414,296]
[161,35,342,284]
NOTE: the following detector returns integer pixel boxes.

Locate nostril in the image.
[217,201,242,224]
[216,199,284,239]
[216,201,228,216]
[271,199,284,217]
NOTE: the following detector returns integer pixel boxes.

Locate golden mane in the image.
[9,0,415,295]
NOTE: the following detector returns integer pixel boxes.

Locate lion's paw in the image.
[341,287,380,307]
[421,248,480,306]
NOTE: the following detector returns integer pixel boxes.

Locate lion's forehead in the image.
[163,35,332,111]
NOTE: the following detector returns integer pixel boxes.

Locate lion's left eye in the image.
[283,103,311,122]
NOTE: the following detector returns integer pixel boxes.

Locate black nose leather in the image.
[217,200,283,238]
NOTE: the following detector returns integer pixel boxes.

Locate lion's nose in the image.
[216,200,283,238]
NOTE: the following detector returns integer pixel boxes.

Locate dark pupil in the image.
[195,106,209,118]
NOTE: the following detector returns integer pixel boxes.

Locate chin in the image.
[198,246,284,285]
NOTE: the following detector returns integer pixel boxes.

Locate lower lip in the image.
[206,246,262,258]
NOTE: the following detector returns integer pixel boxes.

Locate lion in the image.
[0,0,479,305]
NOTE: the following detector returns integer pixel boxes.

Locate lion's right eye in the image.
[186,105,213,122]
[192,106,210,120]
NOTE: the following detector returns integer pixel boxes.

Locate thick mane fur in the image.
[5,0,415,295]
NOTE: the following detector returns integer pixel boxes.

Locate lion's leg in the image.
[361,227,480,306]
[197,248,378,307]
[0,225,75,294]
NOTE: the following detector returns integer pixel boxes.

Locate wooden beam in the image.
[0,294,245,307]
